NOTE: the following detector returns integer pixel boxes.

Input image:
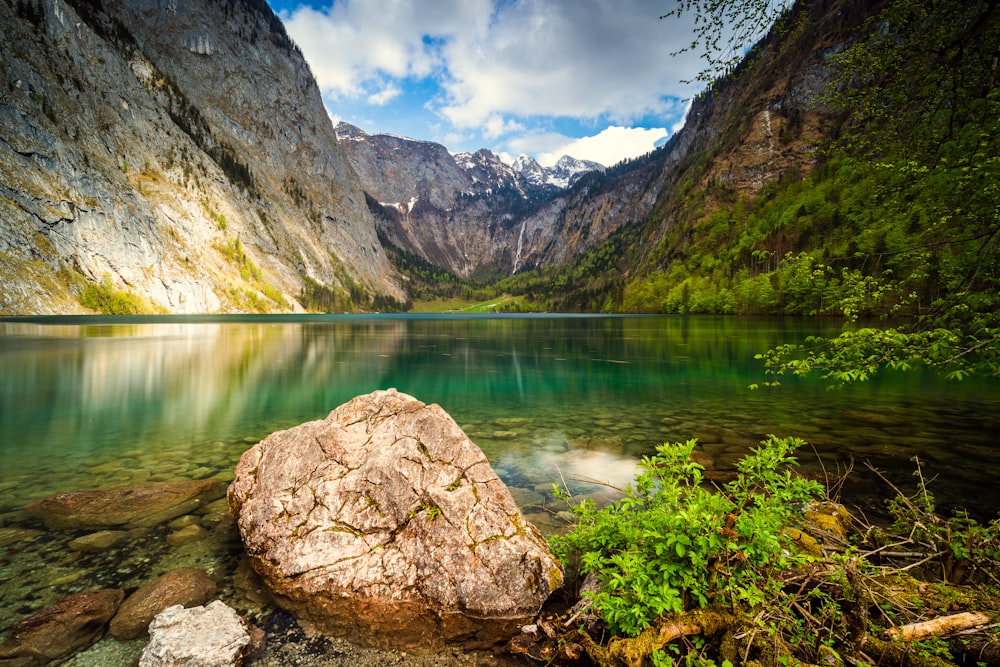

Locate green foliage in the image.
[79,273,149,315]
[660,0,794,84]
[214,237,261,282]
[299,275,353,313]
[551,436,823,637]
[828,0,1000,164]
[490,226,639,312]
[377,229,462,306]
[629,0,1000,383]
[212,237,292,311]
[549,443,1000,665]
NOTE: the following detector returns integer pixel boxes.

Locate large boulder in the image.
[0,589,123,666]
[109,567,218,640]
[24,479,225,530]
[228,389,563,649]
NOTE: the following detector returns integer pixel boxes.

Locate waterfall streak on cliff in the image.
[512,219,527,274]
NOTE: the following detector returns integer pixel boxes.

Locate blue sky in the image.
[264,1,760,167]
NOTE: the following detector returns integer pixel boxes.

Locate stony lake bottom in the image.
[1,314,998,664]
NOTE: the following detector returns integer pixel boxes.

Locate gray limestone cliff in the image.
[0,0,404,314]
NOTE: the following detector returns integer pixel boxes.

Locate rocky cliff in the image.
[0,0,404,314]
[335,122,654,279]
[637,0,884,262]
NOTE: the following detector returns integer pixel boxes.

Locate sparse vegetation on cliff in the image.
[79,273,156,315]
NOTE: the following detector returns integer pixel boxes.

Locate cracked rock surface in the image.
[228,389,563,650]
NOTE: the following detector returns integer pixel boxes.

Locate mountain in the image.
[335,122,603,205]
[512,155,606,189]
[496,0,982,315]
[511,155,548,188]
[452,149,523,193]
[510,154,604,190]
[0,0,404,314]
[334,122,645,279]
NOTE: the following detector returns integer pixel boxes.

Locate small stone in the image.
[168,515,201,530]
[88,461,124,474]
[495,417,530,427]
[509,486,545,508]
[804,502,853,539]
[166,524,206,546]
[199,513,232,530]
[48,572,85,586]
[841,410,908,427]
[233,557,272,607]
[689,451,714,470]
[200,498,231,515]
[139,601,252,667]
[784,526,823,558]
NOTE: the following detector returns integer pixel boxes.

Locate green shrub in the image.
[551,436,823,637]
[79,273,146,314]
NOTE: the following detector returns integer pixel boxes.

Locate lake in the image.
[1,314,998,663]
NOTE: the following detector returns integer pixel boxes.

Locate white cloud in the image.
[284,0,708,123]
[278,0,770,164]
[436,0,708,129]
[672,98,694,134]
[483,114,525,140]
[504,131,584,162]
[281,0,490,100]
[535,126,669,167]
[367,84,401,106]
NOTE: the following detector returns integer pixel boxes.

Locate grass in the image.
[408,294,527,313]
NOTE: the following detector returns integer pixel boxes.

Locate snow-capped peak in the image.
[512,154,602,189]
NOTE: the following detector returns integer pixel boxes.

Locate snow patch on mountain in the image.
[511,154,603,189]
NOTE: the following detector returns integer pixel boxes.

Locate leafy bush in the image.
[552,436,823,637]
[79,273,147,315]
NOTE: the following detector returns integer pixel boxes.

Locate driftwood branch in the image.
[885,611,992,642]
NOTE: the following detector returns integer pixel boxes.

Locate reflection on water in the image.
[1,314,999,511]
[0,314,998,660]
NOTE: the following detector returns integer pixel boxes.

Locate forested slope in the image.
[481,0,998,380]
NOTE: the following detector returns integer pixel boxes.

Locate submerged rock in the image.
[24,479,225,530]
[0,589,123,666]
[228,389,563,650]
[139,601,253,667]
[109,567,217,640]
[68,529,129,552]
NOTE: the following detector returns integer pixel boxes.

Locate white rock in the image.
[139,601,250,667]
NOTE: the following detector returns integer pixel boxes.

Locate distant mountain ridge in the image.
[334,122,631,278]
[510,154,605,190]
[335,122,603,202]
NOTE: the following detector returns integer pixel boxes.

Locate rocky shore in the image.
[0,391,581,666]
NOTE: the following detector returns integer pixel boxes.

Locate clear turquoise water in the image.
[0,314,997,661]
[1,314,998,513]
